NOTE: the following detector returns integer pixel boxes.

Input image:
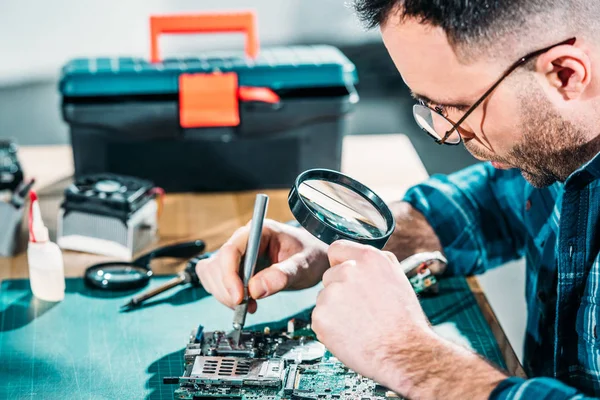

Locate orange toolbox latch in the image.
[179,73,281,128]
[179,73,239,128]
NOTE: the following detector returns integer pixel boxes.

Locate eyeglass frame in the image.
[415,37,577,145]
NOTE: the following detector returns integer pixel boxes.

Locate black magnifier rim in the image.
[84,262,153,291]
[288,169,395,249]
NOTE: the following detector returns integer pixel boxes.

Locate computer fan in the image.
[57,173,160,259]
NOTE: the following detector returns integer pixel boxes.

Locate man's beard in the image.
[508,103,586,188]
[466,89,600,188]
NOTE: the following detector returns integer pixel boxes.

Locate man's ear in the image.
[535,43,592,101]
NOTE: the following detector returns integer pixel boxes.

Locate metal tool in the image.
[120,253,209,310]
[231,194,269,345]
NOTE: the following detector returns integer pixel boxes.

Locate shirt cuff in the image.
[489,376,584,400]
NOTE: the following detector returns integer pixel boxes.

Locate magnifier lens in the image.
[298,179,387,239]
[85,263,153,290]
[289,169,395,249]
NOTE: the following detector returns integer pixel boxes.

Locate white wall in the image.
[0,0,381,85]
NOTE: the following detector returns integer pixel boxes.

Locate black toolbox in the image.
[59,12,358,192]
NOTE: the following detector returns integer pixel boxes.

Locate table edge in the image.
[467,276,527,378]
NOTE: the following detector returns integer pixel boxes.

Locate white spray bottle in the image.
[27,190,65,301]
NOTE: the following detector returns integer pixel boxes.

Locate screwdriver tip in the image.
[230,328,242,346]
[120,301,136,312]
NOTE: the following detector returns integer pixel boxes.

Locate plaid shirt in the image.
[402,152,600,399]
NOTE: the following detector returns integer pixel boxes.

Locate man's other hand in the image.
[312,240,430,388]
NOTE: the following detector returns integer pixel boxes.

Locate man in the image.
[196,0,600,398]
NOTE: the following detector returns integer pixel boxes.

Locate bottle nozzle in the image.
[28,190,49,243]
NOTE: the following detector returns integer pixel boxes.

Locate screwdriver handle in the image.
[231,194,269,333]
[241,194,269,288]
[125,274,186,308]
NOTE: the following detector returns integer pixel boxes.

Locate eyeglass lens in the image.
[412,104,461,145]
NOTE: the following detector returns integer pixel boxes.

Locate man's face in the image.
[381,18,589,187]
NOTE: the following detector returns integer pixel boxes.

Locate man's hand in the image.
[312,240,430,387]
[312,240,506,399]
[195,219,329,313]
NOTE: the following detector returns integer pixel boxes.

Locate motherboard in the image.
[163,318,403,399]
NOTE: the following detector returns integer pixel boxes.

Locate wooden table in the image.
[0,134,524,377]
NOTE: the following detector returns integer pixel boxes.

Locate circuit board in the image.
[163,318,403,399]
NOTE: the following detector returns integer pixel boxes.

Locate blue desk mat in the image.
[0,276,505,399]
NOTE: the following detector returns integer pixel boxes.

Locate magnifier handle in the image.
[159,240,207,259]
[136,240,206,265]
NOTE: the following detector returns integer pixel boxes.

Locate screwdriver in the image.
[120,253,210,311]
[231,194,269,345]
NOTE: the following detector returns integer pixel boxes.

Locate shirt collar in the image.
[565,150,600,190]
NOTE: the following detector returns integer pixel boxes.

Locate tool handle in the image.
[241,194,269,286]
[131,274,186,306]
[149,11,259,63]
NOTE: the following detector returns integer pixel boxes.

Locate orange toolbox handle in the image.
[149,11,259,63]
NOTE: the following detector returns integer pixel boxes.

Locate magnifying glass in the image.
[288,169,446,293]
[288,169,395,249]
[84,240,206,290]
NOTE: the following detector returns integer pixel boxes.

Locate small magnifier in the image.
[84,263,154,291]
[84,240,206,291]
[288,169,446,293]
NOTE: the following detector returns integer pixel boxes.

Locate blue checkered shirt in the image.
[403,152,600,399]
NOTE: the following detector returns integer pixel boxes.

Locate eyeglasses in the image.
[413,37,577,145]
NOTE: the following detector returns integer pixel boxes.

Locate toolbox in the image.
[59,12,359,192]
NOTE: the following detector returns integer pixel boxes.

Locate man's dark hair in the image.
[353,0,597,57]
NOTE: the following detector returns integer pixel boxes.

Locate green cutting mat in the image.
[0,276,505,399]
